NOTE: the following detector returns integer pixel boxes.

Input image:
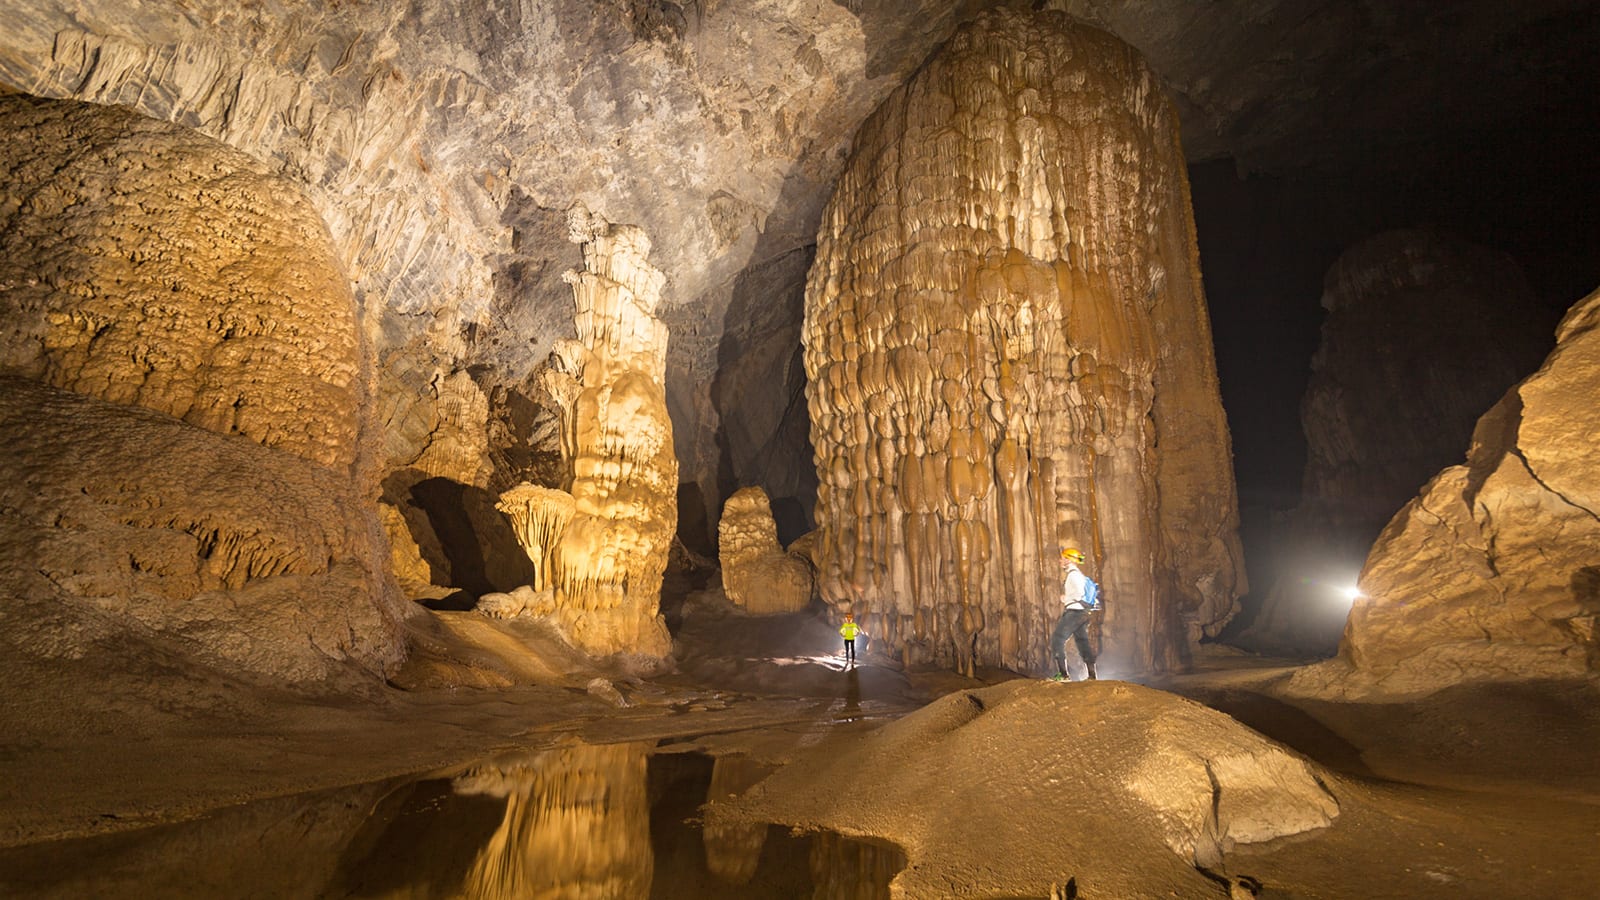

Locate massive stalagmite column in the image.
[803,9,1242,676]
[486,204,674,659]
[1245,230,1550,655]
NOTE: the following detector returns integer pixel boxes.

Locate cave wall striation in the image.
[1246,229,1552,655]
[803,9,1242,676]
[1306,286,1600,696]
[718,486,813,615]
[486,207,675,659]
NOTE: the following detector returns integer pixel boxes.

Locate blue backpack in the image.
[1081,576,1100,609]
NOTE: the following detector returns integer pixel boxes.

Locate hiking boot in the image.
[1085,662,1097,681]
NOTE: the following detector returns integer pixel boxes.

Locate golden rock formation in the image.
[452,741,653,899]
[0,96,363,472]
[485,205,674,659]
[802,10,1242,676]
[0,97,404,687]
[1301,286,1600,697]
[718,486,813,615]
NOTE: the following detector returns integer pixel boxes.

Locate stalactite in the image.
[485,204,674,658]
[803,9,1242,676]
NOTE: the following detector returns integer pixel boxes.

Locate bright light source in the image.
[1340,584,1363,603]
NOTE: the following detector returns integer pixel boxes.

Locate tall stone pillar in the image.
[489,204,675,658]
[803,9,1242,676]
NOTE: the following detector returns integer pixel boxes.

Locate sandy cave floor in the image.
[1,593,1598,899]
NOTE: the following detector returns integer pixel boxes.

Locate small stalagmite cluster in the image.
[717,486,813,615]
[1311,286,1600,696]
[485,205,674,659]
[802,9,1242,676]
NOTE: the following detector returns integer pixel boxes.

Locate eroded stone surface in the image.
[0,95,363,470]
[710,680,1339,896]
[718,486,812,615]
[1246,230,1551,655]
[486,208,675,659]
[1296,287,1600,697]
[0,377,406,685]
[803,9,1242,676]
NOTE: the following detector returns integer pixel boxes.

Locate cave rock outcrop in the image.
[485,207,674,659]
[803,9,1242,676]
[717,486,813,615]
[1246,230,1551,655]
[0,98,405,692]
[1302,286,1600,697]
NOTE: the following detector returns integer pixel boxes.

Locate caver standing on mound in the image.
[1049,547,1099,681]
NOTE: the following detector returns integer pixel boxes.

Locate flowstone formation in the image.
[1297,286,1600,697]
[483,207,674,659]
[718,486,813,615]
[0,96,363,470]
[1246,230,1551,655]
[0,97,405,697]
[803,9,1242,676]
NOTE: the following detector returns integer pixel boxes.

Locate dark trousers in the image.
[843,638,855,660]
[1049,608,1095,676]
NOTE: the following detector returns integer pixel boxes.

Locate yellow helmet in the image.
[1061,548,1086,564]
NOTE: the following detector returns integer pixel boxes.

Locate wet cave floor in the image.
[2,600,1598,898]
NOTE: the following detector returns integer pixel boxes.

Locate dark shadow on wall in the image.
[396,475,536,597]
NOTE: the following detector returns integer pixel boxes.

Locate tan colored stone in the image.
[484,207,674,659]
[718,486,813,615]
[0,377,406,684]
[802,9,1242,677]
[0,96,362,470]
[1297,286,1600,697]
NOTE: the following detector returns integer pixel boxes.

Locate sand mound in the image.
[710,679,1339,898]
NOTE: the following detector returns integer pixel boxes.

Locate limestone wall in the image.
[1311,286,1600,695]
[803,9,1242,676]
[1246,230,1551,655]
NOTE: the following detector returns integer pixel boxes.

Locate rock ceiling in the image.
[2,0,1595,518]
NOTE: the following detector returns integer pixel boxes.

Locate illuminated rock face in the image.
[0,95,363,471]
[488,207,674,659]
[0,97,404,685]
[803,9,1242,676]
[1248,230,1550,655]
[1330,286,1600,694]
[718,487,813,615]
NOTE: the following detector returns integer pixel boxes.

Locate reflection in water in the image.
[701,755,774,884]
[811,831,906,900]
[454,741,653,899]
[337,739,654,899]
[1,741,905,900]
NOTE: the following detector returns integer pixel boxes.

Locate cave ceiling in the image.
[2,0,1594,506]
